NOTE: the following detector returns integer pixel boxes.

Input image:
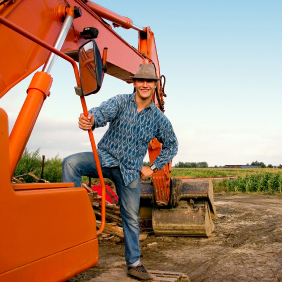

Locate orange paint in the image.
[0,0,164,280]
[0,108,98,282]
[9,72,52,176]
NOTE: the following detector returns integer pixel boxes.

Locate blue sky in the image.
[1,0,282,166]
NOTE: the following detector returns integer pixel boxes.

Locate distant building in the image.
[223,165,260,169]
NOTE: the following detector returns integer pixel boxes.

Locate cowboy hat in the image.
[130,64,160,80]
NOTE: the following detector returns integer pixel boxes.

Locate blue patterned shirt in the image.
[88,93,178,185]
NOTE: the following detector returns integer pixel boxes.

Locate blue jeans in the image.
[62,152,140,265]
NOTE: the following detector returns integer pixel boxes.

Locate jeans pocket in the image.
[128,174,140,189]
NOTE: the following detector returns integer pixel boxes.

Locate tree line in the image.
[173,161,282,168]
[249,161,282,168]
[174,161,208,168]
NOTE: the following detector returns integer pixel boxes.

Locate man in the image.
[62,64,178,281]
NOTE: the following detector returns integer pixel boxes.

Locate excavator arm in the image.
[0,0,170,205]
[0,0,160,97]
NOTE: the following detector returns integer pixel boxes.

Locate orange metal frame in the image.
[0,0,171,281]
[0,108,99,281]
[0,4,105,281]
[0,13,106,234]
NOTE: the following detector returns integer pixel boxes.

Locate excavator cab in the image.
[0,115,99,282]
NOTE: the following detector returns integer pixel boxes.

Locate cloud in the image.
[173,120,282,166]
[19,118,108,159]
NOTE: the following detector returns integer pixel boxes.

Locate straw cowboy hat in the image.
[130,64,160,80]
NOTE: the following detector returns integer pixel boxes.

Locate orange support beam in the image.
[85,1,141,30]
[9,72,52,176]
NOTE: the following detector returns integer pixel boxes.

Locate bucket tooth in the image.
[179,179,216,217]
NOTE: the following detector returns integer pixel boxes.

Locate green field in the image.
[171,167,281,178]
[171,168,282,194]
[14,148,282,195]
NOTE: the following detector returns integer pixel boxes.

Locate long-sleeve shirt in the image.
[88,93,178,186]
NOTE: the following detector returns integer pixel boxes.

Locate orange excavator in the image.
[0,1,216,281]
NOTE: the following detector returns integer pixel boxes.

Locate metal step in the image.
[149,270,190,282]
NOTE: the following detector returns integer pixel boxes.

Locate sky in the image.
[1,0,282,167]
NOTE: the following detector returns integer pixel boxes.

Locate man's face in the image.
[134,79,156,101]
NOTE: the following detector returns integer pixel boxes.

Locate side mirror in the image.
[78,40,103,96]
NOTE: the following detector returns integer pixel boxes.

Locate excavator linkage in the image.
[140,179,217,237]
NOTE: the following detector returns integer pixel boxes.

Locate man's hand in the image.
[140,166,154,180]
[78,113,94,131]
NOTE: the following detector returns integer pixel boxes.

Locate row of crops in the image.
[216,172,282,194]
[171,168,282,194]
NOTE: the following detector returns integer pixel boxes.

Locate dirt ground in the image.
[69,193,282,282]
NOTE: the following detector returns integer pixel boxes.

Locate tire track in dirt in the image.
[177,195,282,281]
[70,194,282,282]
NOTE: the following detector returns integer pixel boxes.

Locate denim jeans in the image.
[62,152,140,265]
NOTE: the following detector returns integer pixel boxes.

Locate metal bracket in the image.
[74,86,83,96]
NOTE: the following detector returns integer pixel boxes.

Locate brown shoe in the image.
[127,264,153,281]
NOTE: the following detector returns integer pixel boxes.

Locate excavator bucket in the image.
[140,179,217,237]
